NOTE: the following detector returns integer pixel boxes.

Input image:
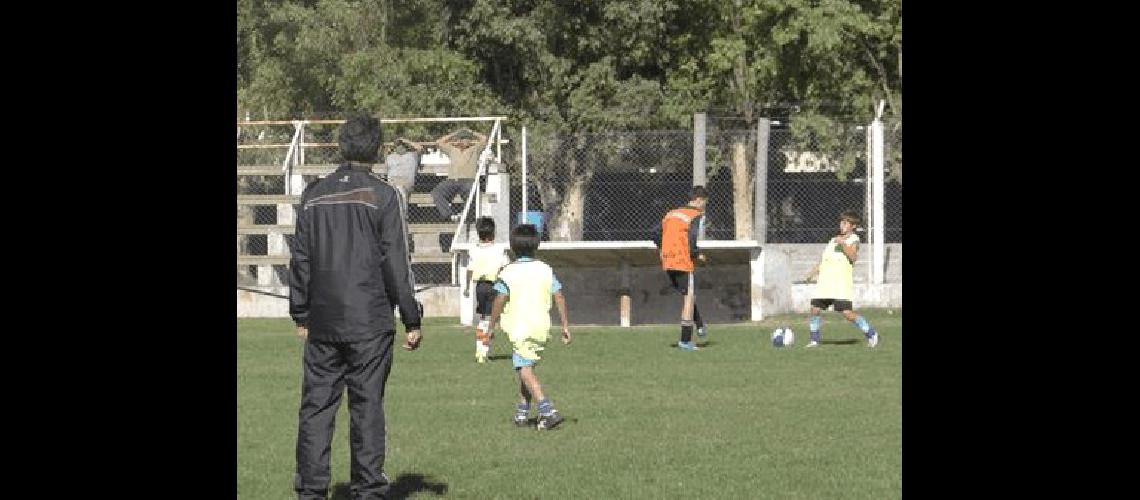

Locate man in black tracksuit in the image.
[289,114,424,500]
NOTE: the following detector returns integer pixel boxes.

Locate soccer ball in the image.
[771,327,795,347]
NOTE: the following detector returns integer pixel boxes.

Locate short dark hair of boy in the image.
[338,113,383,163]
[690,185,709,201]
[510,224,540,258]
[476,217,496,241]
[840,210,861,226]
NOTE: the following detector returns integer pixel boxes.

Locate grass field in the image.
[238,310,901,499]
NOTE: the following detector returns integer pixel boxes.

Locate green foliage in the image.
[788,112,864,181]
[237,0,902,179]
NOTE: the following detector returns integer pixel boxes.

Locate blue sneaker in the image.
[678,341,700,351]
[867,330,879,348]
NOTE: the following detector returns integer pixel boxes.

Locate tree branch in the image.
[855,33,898,117]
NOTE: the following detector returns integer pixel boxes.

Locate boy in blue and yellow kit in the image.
[803,210,880,348]
[487,224,572,430]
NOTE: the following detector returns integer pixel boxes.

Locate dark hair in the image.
[338,113,382,163]
[475,217,496,241]
[510,224,540,258]
[690,185,709,201]
[840,210,861,226]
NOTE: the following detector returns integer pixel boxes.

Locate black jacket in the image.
[289,164,422,341]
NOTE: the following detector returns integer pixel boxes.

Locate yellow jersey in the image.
[814,233,860,300]
[493,258,562,359]
[468,242,510,282]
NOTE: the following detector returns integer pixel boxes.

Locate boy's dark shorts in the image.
[665,270,694,295]
[475,280,496,315]
[811,298,853,312]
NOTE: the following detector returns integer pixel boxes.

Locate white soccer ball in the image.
[771,327,795,347]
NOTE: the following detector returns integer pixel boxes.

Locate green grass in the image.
[238,310,901,499]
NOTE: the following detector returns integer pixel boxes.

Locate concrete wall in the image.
[238,244,902,321]
[547,264,754,325]
[237,285,461,319]
[758,243,901,316]
[763,243,902,284]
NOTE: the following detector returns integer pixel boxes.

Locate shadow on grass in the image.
[820,339,860,345]
[330,473,448,499]
[669,341,717,348]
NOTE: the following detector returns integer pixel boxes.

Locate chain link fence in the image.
[767,123,867,243]
[516,131,699,241]
[514,130,755,241]
[240,115,900,289]
[885,121,902,242]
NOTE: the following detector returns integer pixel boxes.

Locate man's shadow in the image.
[330,473,448,499]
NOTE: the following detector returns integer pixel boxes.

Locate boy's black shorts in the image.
[810,298,853,312]
[475,280,497,315]
[665,270,694,295]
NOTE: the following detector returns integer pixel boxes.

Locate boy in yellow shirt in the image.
[803,210,880,348]
[487,224,572,430]
[464,217,511,362]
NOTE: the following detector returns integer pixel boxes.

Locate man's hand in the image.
[561,327,572,345]
[296,325,308,340]
[403,329,423,351]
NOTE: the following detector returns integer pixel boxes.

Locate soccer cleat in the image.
[867,330,879,348]
[696,326,708,339]
[805,341,820,348]
[677,341,700,351]
[513,414,529,427]
[536,411,564,430]
[476,353,487,363]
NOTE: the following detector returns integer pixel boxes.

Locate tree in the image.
[237,0,903,239]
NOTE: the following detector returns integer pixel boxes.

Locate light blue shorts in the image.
[512,352,538,369]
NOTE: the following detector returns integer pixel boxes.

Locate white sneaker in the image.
[867,331,879,348]
[805,341,819,348]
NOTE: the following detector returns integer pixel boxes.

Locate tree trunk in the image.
[732,140,752,240]
[550,177,586,241]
